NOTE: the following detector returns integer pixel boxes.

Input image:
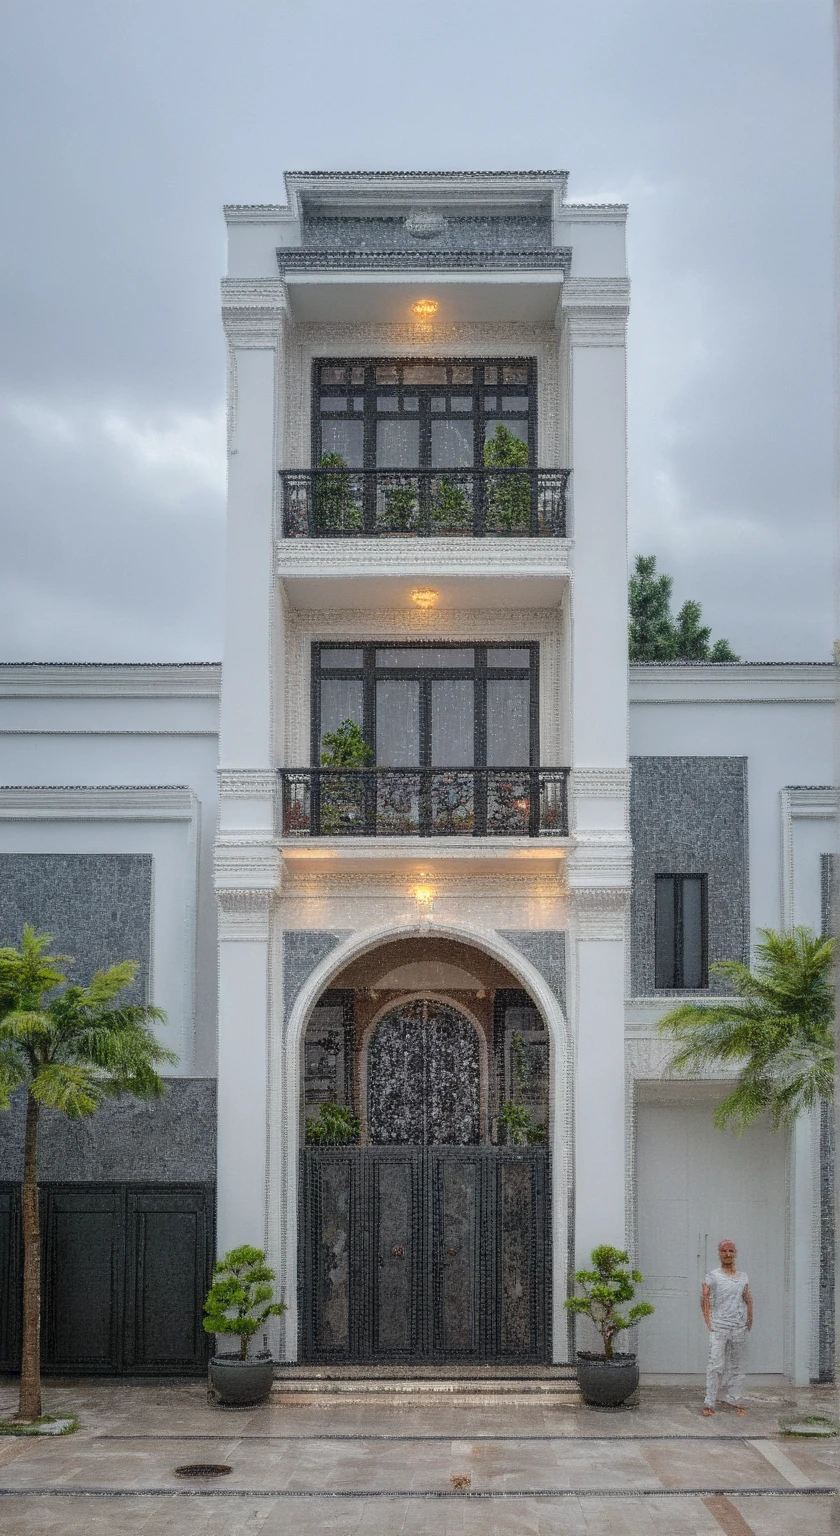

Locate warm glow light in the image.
[411,588,439,609]
[411,298,438,317]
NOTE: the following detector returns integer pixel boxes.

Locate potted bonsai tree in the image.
[203,1245,286,1406]
[564,1245,654,1406]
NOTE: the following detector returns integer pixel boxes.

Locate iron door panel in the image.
[42,1186,123,1372]
[428,1149,484,1358]
[124,1187,213,1372]
[494,1149,549,1361]
[368,1149,422,1358]
[0,1186,21,1370]
[301,1150,358,1358]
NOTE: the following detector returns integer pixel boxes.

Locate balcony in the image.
[278,468,570,539]
[279,767,569,839]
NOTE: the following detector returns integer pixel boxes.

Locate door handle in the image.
[391,1244,405,1258]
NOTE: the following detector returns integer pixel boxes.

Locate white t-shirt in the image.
[704,1267,749,1330]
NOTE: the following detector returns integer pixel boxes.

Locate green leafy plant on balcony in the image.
[484,424,531,533]
[431,477,471,533]
[314,453,362,534]
[306,1102,362,1145]
[379,480,419,533]
[318,719,371,833]
[499,1031,544,1145]
[320,719,372,769]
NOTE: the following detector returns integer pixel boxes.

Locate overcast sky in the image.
[0,0,832,662]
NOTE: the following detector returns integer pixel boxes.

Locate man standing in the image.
[701,1239,753,1417]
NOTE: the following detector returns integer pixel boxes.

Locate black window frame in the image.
[654,874,709,990]
[313,357,537,470]
[311,641,539,769]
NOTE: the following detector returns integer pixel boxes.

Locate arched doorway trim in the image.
[276,920,571,1363]
[359,991,490,1145]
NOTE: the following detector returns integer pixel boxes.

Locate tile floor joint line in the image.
[88,1431,772,1443]
[745,1436,813,1487]
[0,1485,833,1499]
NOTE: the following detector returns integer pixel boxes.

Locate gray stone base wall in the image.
[0,1078,216,1184]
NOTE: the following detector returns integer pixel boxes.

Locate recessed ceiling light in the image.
[410,588,439,608]
[411,298,438,318]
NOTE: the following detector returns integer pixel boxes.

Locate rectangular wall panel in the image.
[42,1188,122,1371]
[124,1189,213,1372]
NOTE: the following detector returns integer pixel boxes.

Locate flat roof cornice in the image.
[225,170,570,224]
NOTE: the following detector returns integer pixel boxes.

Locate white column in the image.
[215,281,287,1259]
[571,892,628,1262]
[561,280,632,1268]
[790,1108,819,1385]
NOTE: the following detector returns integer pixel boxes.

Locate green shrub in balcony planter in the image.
[380,481,419,533]
[314,453,362,533]
[484,424,531,533]
[432,477,471,532]
[306,1101,362,1145]
[320,719,372,769]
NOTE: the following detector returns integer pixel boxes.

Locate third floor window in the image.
[314,358,536,469]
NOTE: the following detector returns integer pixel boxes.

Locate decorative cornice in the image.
[780,786,839,929]
[214,840,282,893]
[0,785,198,820]
[569,887,628,940]
[217,888,274,943]
[629,662,835,705]
[570,768,630,798]
[276,536,572,579]
[221,278,288,346]
[566,842,632,891]
[281,870,565,895]
[0,663,221,699]
[561,277,630,308]
[560,277,629,346]
[217,769,277,799]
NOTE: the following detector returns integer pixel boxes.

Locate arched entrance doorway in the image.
[298,937,552,1364]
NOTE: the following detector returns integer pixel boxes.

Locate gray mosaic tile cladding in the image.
[0,1079,216,1182]
[629,756,749,996]
[0,854,152,1003]
[497,930,566,1011]
[284,930,353,1015]
[301,214,552,252]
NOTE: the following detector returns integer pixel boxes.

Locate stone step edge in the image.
[270,1381,580,1396]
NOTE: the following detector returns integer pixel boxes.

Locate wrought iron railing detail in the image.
[279,767,569,838]
[279,468,570,538]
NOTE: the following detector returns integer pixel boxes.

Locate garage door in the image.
[636,1095,786,1373]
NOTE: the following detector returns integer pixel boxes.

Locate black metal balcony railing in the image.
[278,468,570,539]
[279,767,569,839]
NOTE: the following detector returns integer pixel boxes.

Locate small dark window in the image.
[655,875,708,989]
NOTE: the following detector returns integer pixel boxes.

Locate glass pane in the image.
[431,681,474,766]
[451,395,473,411]
[452,365,474,384]
[376,680,420,765]
[484,366,498,383]
[321,420,363,466]
[484,395,497,410]
[349,366,366,384]
[321,395,346,411]
[488,648,530,669]
[376,419,420,467]
[376,364,399,383]
[431,397,446,412]
[320,367,345,385]
[376,648,474,668]
[320,679,364,748]
[502,396,529,411]
[503,365,529,383]
[403,363,446,383]
[402,396,418,412]
[486,679,529,765]
[655,878,676,988]
[377,396,398,411]
[319,648,362,669]
[352,397,364,411]
[681,878,705,989]
[485,418,527,446]
[431,419,474,468]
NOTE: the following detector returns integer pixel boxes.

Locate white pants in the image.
[705,1327,747,1407]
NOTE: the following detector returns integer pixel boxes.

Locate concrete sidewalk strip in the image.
[746,1438,813,1487]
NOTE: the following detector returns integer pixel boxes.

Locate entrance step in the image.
[271,1364,581,1406]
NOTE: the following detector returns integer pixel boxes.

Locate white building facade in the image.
[0,171,834,1383]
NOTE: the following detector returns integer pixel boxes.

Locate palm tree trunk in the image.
[18,1092,41,1421]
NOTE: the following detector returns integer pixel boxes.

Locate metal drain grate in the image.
[174,1464,232,1478]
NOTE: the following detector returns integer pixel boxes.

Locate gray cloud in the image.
[0,0,831,660]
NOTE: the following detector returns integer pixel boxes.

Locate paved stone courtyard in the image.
[0,1375,838,1534]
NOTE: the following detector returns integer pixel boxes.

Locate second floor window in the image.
[315,358,536,469]
[655,874,708,990]
[312,643,538,768]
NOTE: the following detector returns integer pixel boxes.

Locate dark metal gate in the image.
[300,1147,550,1363]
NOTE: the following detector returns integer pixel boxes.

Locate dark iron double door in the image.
[300,1146,550,1363]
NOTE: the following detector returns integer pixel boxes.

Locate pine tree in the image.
[628,555,739,662]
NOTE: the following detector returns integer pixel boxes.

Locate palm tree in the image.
[657,927,834,1131]
[0,926,176,1421]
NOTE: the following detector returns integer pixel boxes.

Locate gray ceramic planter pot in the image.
[210,1355,275,1407]
[576,1351,639,1407]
